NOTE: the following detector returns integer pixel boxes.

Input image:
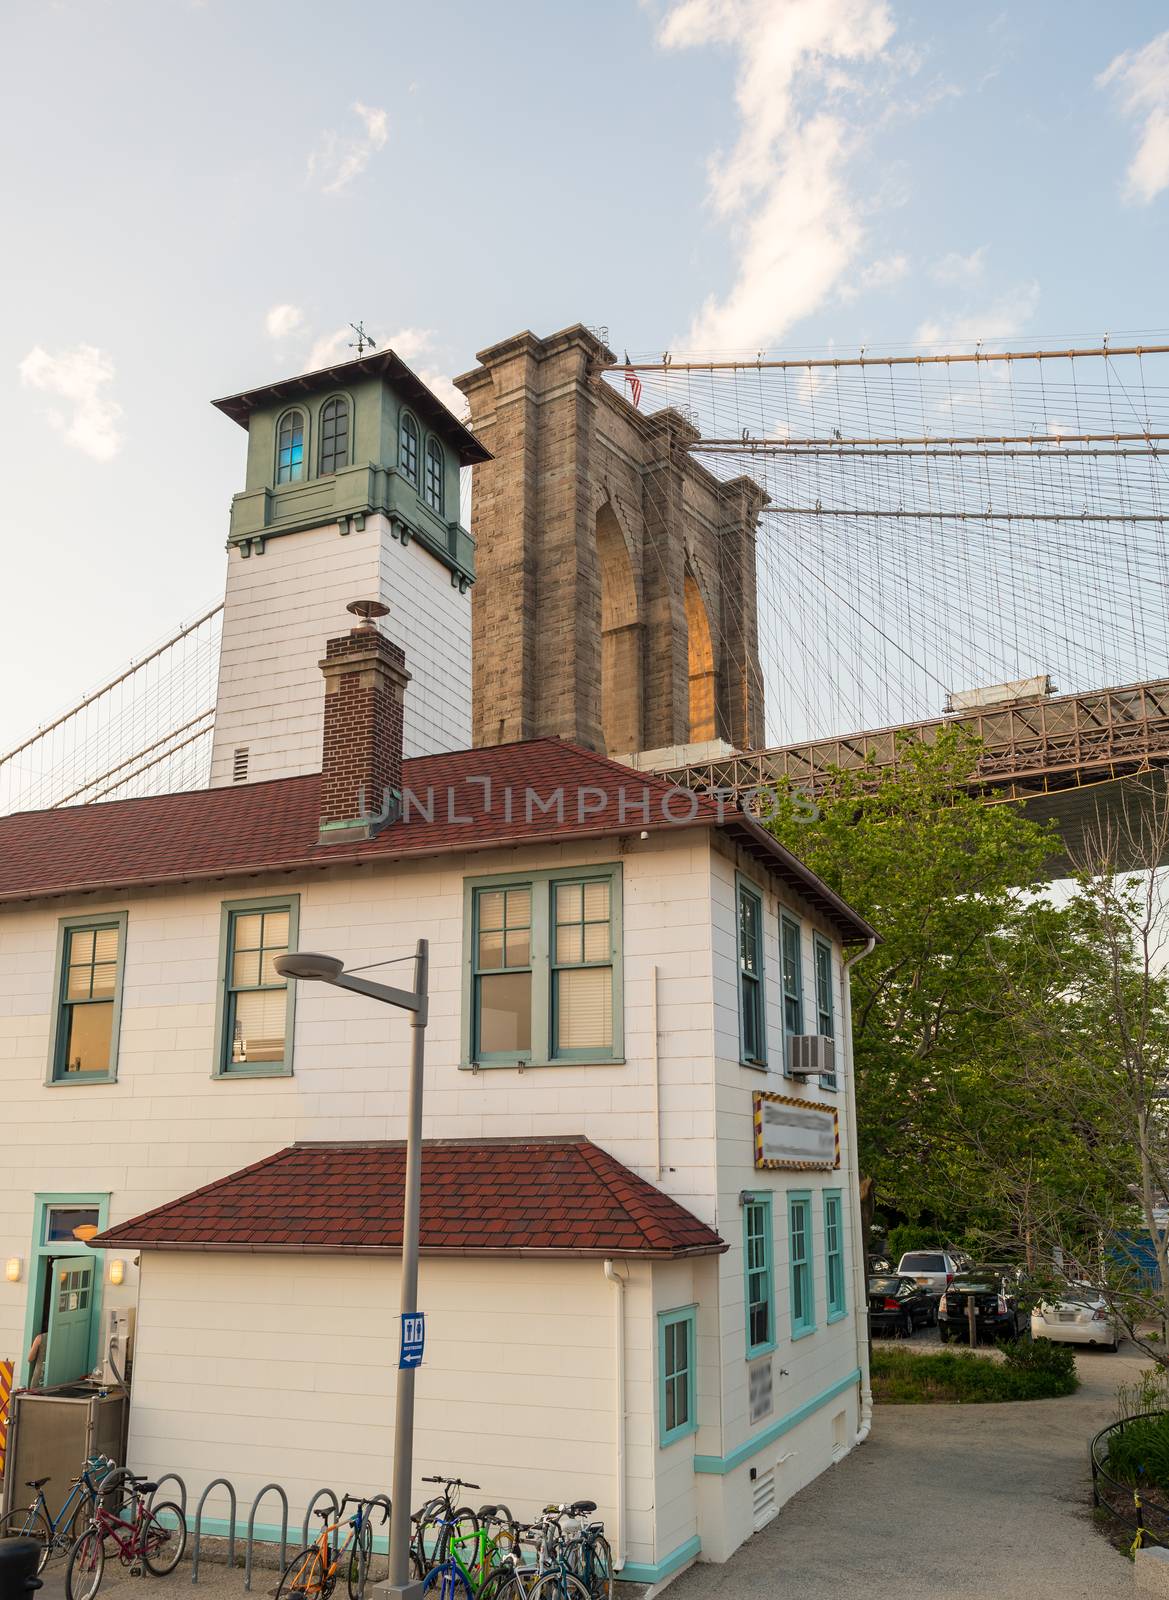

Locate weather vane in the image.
[349,321,377,356]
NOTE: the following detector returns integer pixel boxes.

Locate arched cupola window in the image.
[319,396,350,475]
[424,436,445,514]
[276,409,306,484]
[399,412,420,487]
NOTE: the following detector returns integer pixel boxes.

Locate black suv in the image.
[938,1268,1025,1344]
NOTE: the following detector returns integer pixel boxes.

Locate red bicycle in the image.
[65,1473,187,1600]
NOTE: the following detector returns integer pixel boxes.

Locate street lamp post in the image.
[274,939,429,1600]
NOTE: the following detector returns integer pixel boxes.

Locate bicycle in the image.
[275,1496,386,1600]
[0,1456,118,1574]
[411,1477,481,1579]
[484,1510,591,1600]
[557,1504,612,1600]
[65,1473,187,1600]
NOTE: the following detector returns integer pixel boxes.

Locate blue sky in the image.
[2,0,1169,752]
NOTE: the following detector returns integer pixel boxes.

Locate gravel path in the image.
[668,1342,1142,1600]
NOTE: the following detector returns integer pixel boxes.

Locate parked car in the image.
[868,1274,936,1337]
[938,1268,1026,1343]
[1032,1285,1120,1351]
[894,1249,963,1301]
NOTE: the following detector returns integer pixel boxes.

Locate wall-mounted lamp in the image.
[5,1257,22,1284]
[108,1258,125,1287]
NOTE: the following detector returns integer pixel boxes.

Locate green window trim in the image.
[213,895,300,1078]
[825,1189,848,1322]
[399,410,420,487]
[780,912,803,1075]
[788,1190,816,1339]
[275,407,307,485]
[318,393,352,475]
[736,874,767,1068]
[813,933,838,1090]
[461,865,623,1068]
[743,1195,776,1359]
[424,435,445,514]
[658,1304,698,1447]
[46,911,129,1086]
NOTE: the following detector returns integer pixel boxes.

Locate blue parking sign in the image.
[400,1313,425,1369]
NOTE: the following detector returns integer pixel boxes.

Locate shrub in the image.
[1107,1414,1169,1490]
[1001,1337,1078,1385]
[871,1344,1079,1404]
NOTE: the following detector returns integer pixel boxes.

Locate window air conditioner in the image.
[788,1034,835,1081]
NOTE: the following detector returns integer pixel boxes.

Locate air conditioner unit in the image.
[788,1034,835,1081]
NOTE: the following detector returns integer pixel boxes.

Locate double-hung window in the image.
[276,409,305,484]
[467,868,622,1066]
[788,1192,816,1338]
[825,1190,847,1321]
[780,913,803,1074]
[216,897,299,1076]
[319,396,349,474]
[49,913,128,1083]
[424,437,445,513]
[399,412,420,486]
[737,878,766,1066]
[658,1306,698,1446]
[813,934,837,1088]
[744,1197,775,1357]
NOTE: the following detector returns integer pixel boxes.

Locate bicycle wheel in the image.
[448,1512,481,1580]
[141,1501,187,1576]
[346,1522,373,1600]
[277,1544,334,1600]
[0,1506,52,1574]
[66,1525,105,1600]
[528,1569,592,1600]
[422,1564,475,1600]
[585,1535,613,1600]
[415,1499,447,1571]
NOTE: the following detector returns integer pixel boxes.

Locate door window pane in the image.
[45,1207,100,1244]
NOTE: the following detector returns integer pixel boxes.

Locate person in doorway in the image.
[26,1327,46,1389]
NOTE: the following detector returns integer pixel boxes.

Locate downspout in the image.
[651,964,662,1179]
[842,936,877,1444]
[603,1260,627,1570]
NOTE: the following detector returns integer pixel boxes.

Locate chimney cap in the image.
[347,599,390,628]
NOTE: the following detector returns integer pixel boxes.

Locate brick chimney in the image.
[318,601,412,844]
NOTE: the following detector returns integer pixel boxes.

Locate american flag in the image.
[623,351,642,409]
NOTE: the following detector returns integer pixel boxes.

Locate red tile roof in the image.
[90,1138,727,1259]
[0,737,875,940]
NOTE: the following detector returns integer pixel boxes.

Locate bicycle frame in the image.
[89,1493,156,1564]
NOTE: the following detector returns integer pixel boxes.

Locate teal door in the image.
[43,1257,95,1386]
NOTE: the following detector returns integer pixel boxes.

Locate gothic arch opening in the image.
[685,569,718,743]
[596,502,642,755]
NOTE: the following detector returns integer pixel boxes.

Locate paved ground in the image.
[669,1341,1142,1600]
[27,1342,1143,1600]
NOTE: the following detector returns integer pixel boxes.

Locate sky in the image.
[3,0,1169,754]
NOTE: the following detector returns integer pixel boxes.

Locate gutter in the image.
[841,935,877,1444]
[603,1260,627,1571]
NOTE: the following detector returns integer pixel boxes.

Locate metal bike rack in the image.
[300,1488,340,1552]
[191,1477,238,1584]
[244,1482,289,1591]
[148,1473,188,1514]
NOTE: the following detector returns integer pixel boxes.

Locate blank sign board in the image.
[753,1092,839,1171]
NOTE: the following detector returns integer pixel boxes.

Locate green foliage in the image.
[1117,1367,1169,1422]
[1107,1414,1169,1490]
[886,1223,966,1260]
[1000,1337,1077,1383]
[871,1344,1079,1404]
[763,729,1140,1246]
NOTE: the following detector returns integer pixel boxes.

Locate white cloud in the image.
[303,326,353,371]
[657,0,895,350]
[1098,31,1169,204]
[837,251,909,301]
[299,323,467,418]
[265,303,304,339]
[19,343,123,462]
[930,246,986,284]
[306,102,389,195]
[915,279,1040,347]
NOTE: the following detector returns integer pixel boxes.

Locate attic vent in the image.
[751,1466,777,1530]
[232,747,249,784]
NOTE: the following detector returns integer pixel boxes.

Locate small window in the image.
[825,1190,847,1321]
[780,913,803,1043]
[399,412,420,486]
[552,878,613,1057]
[424,436,445,513]
[319,396,350,475]
[658,1306,698,1446]
[738,879,765,1066]
[473,885,533,1060]
[276,409,306,484]
[217,898,299,1075]
[50,915,127,1082]
[814,934,837,1088]
[44,1206,100,1244]
[789,1192,815,1338]
[744,1197,775,1357]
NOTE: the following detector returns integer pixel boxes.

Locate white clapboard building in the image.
[0,350,876,1582]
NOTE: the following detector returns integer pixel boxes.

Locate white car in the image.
[894,1250,964,1300]
[1031,1287,1120,1350]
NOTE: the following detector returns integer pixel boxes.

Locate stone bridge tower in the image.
[455,325,766,758]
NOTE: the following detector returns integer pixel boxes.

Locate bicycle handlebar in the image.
[421,1475,480,1490]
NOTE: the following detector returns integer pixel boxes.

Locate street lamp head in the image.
[274,952,346,983]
